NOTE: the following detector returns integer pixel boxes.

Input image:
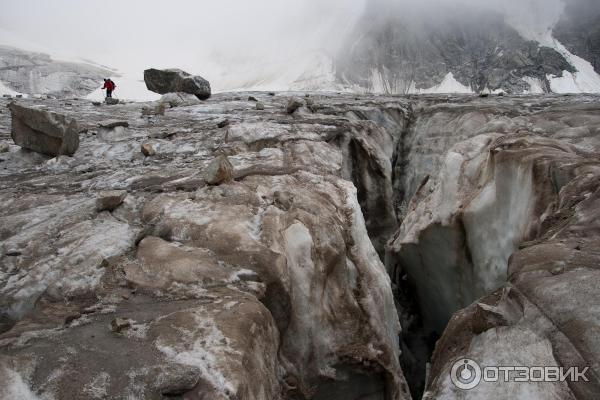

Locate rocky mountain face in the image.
[0,45,113,98]
[334,0,598,94]
[0,91,599,399]
[554,0,600,73]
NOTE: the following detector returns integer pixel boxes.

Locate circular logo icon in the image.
[451,358,482,390]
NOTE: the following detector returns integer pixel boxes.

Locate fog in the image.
[0,0,592,92]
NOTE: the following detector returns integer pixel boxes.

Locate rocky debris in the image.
[105,97,119,105]
[96,190,128,212]
[140,142,156,156]
[0,142,8,153]
[217,119,230,128]
[203,155,233,185]
[110,318,131,333]
[256,101,265,110]
[8,102,79,156]
[144,68,211,100]
[92,101,101,106]
[286,97,303,114]
[248,96,258,102]
[2,94,12,98]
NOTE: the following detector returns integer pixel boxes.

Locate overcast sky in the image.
[0,1,365,83]
[0,0,570,92]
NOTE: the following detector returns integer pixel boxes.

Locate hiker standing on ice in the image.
[102,78,116,98]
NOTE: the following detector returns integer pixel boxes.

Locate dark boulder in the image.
[8,102,79,156]
[144,68,211,100]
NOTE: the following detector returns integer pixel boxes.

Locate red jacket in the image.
[102,80,115,90]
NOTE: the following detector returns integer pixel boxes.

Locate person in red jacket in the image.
[102,78,116,98]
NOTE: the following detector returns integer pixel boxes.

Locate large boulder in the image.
[8,102,80,156]
[144,68,211,100]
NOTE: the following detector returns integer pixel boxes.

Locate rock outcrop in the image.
[144,68,211,100]
[8,102,79,156]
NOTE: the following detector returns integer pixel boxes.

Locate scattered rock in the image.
[92,101,102,106]
[498,92,505,96]
[0,143,8,153]
[110,318,131,333]
[268,92,276,96]
[248,96,258,102]
[204,155,234,185]
[8,102,80,156]
[144,68,211,100]
[479,93,490,98]
[141,142,156,157]
[15,94,22,98]
[286,98,303,114]
[217,119,230,128]
[98,120,129,129]
[2,94,12,98]
[105,97,119,105]
[256,102,265,110]
[96,190,128,212]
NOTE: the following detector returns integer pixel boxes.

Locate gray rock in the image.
[105,97,119,105]
[8,102,80,156]
[0,143,8,153]
[248,96,258,102]
[286,98,303,114]
[96,190,128,212]
[256,102,265,110]
[98,120,129,129]
[144,68,211,100]
[110,318,131,333]
[217,119,230,128]
[141,142,156,157]
[2,94,12,98]
[204,155,234,185]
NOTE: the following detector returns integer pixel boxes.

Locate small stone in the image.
[256,102,265,110]
[110,318,131,333]
[5,250,22,257]
[286,98,303,114]
[92,102,102,106]
[96,190,128,212]
[2,94,12,98]
[248,96,258,102]
[98,120,129,129]
[64,313,82,325]
[15,95,23,98]
[479,93,489,98]
[268,92,276,96]
[217,119,230,128]
[105,97,119,105]
[141,142,156,157]
[0,143,9,153]
[498,92,505,97]
[204,155,234,185]
[551,266,565,275]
